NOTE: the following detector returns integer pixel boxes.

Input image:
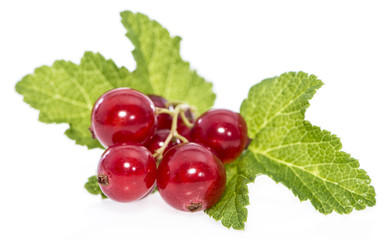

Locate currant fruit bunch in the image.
[90,88,249,212]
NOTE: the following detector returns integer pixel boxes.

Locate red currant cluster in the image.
[90,88,249,212]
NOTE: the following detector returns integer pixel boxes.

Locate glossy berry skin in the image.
[191,109,248,164]
[91,88,156,147]
[145,129,181,154]
[97,144,157,202]
[176,124,192,140]
[148,95,173,130]
[157,143,226,212]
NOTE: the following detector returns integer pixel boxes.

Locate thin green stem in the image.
[174,133,189,143]
[153,104,189,160]
[179,110,194,128]
[155,107,173,115]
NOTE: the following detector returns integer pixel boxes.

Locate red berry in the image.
[191,109,248,164]
[157,143,226,212]
[140,183,156,200]
[176,124,192,140]
[148,95,173,130]
[145,129,181,154]
[97,144,157,202]
[91,88,156,147]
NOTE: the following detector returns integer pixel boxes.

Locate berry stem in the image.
[174,133,189,143]
[180,110,194,128]
[153,104,189,160]
[155,107,173,115]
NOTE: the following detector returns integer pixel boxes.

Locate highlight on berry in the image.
[90,88,249,211]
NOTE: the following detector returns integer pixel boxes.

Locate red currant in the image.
[157,143,226,212]
[97,144,157,202]
[191,109,248,164]
[91,88,156,147]
[145,129,181,154]
[148,95,173,130]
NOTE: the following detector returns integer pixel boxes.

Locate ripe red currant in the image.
[148,95,173,130]
[191,109,248,164]
[157,143,226,212]
[145,129,181,154]
[97,144,157,202]
[91,88,156,147]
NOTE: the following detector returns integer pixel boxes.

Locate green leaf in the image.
[243,71,375,214]
[84,176,107,199]
[241,72,376,214]
[207,72,375,229]
[121,11,215,115]
[16,12,215,148]
[205,151,262,230]
[16,52,134,149]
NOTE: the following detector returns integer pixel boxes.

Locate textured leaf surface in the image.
[121,11,215,114]
[207,72,376,229]
[205,151,262,230]
[16,11,215,148]
[84,176,107,199]
[16,52,133,148]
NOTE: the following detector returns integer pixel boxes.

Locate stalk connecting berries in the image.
[90,88,249,212]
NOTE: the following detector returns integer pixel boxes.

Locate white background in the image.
[0,1,384,239]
